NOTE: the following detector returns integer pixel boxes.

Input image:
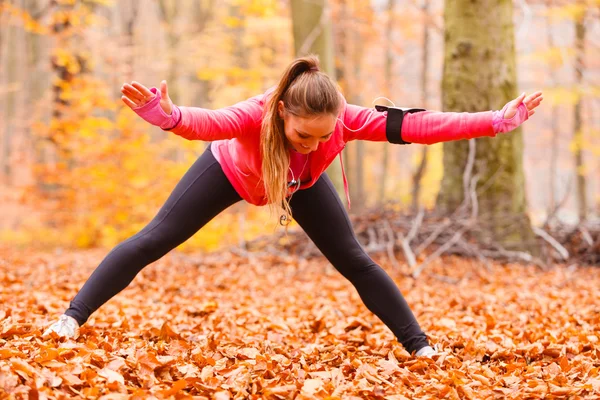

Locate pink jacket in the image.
[137,87,501,207]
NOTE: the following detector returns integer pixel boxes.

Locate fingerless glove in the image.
[492,102,529,134]
[131,87,181,130]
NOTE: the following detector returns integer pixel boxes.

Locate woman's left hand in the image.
[503,91,543,119]
[493,91,543,134]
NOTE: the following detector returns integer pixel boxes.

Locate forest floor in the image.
[1,247,599,399]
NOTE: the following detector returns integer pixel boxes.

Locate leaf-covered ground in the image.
[1,248,599,399]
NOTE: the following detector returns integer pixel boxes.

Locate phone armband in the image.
[375,105,426,145]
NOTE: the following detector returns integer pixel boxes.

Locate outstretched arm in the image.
[403,91,543,144]
[121,80,263,141]
[343,92,543,144]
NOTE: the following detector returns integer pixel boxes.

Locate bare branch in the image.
[412,228,467,279]
[469,174,480,221]
[533,226,569,260]
[457,239,491,271]
[397,207,422,270]
[515,0,534,37]
[364,227,379,252]
[406,206,424,244]
[461,139,476,213]
[579,226,594,246]
[297,0,329,57]
[414,218,451,256]
[430,273,460,284]
[544,177,573,227]
[383,220,402,272]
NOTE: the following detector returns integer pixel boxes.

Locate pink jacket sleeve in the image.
[343,104,496,145]
[166,95,264,141]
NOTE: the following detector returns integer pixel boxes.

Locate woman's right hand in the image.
[121,80,180,130]
[121,80,173,115]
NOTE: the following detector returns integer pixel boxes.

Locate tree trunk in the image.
[190,0,215,151]
[545,1,560,219]
[290,0,344,200]
[123,0,138,83]
[158,0,182,160]
[437,0,537,252]
[411,0,430,212]
[379,0,396,204]
[335,0,352,207]
[2,19,16,184]
[23,0,52,187]
[349,4,366,211]
[290,0,335,77]
[573,10,587,221]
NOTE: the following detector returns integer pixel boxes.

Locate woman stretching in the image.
[43,55,543,357]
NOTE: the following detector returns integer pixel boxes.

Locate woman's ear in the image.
[278,100,285,118]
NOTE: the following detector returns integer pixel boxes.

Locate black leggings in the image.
[65,145,429,353]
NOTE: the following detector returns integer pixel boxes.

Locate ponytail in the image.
[260,55,341,225]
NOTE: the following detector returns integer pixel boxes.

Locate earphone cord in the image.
[288,153,309,192]
[336,96,397,132]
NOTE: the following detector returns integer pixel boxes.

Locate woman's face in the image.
[278,100,337,154]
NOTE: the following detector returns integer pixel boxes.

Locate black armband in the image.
[375,105,426,145]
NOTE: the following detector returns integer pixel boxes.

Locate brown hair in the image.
[261,55,342,225]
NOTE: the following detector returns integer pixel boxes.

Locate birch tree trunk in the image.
[2,19,16,184]
[158,0,182,160]
[347,3,366,211]
[573,10,587,221]
[190,0,215,151]
[379,0,396,204]
[411,0,430,211]
[545,1,560,219]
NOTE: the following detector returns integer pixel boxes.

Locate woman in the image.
[43,55,543,357]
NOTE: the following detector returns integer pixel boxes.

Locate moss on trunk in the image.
[437,0,538,252]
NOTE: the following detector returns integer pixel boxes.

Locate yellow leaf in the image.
[223,16,242,28]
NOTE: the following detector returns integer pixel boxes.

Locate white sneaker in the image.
[43,314,80,339]
[415,345,437,357]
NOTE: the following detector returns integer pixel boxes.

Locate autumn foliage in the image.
[1,2,599,397]
[1,248,599,398]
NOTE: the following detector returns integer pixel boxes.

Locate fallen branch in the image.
[383,220,402,272]
[412,228,467,279]
[235,209,599,268]
[533,226,569,260]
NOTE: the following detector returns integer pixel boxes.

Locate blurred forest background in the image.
[0,0,598,253]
